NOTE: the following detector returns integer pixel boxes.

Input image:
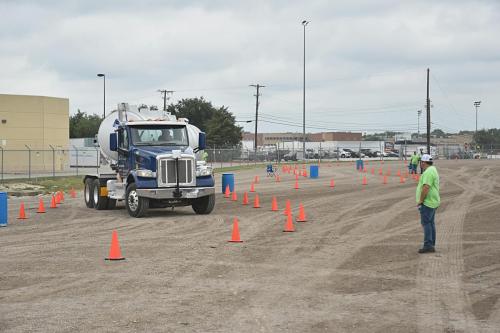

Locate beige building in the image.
[0,94,69,173]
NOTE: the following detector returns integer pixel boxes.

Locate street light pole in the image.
[417,109,422,138]
[302,20,309,161]
[474,101,481,140]
[97,73,106,118]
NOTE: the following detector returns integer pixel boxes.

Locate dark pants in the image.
[419,204,436,249]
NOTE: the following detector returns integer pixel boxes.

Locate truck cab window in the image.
[118,130,128,149]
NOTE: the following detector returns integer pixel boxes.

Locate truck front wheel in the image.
[192,194,215,214]
[84,178,95,208]
[125,183,149,218]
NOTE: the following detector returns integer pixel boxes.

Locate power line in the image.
[158,89,174,111]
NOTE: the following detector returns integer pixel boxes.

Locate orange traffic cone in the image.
[283,199,291,216]
[224,185,230,198]
[231,191,238,201]
[416,174,420,181]
[60,191,65,203]
[396,170,401,177]
[55,192,61,204]
[283,212,295,232]
[250,183,255,192]
[400,176,405,183]
[362,176,368,185]
[383,175,388,185]
[379,168,383,175]
[253,194,261,208]
[296,203,307,222]
[330,178,335,188]
[371,167,375,175]
[105,230,125,260]
[70,188,77,198]
[254,175,259,184]
[37,197,46,213]
[50,195,57,209]
[271,196,278,211]
[242,192,249,205]
[276,175,281,182]
[228,218,243,242]
[294,180,299,190]
[17,202,27,219]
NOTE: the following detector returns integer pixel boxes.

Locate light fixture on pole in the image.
[302,20,309,161]
[97,73,106,118]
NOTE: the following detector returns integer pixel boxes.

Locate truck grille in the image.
[158,158,194,187]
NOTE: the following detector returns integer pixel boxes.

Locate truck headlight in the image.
[196,162,213,177]
[136,169,156,178]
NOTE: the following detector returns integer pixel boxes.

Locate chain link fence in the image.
[1,144,499,182]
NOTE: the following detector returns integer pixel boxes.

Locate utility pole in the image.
[158,89,174,111]
[426,68,431,154]
[250,84,265,159]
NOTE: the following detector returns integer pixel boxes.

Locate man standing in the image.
[410,151,420,174]
[416,154,440,253]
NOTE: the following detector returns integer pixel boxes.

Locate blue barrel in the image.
[356,159,364,171]
[221,173,235,194]
[0,192,7,227]
[309,165,319,178]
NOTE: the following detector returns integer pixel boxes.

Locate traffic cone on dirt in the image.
[362,176,368,186]
[416,174,420,182]
[271,196,278,211]
[250,183,255,193]
[224,185,230,198]
[396,169,401,177]
[383,175,388,185]
[379,168,383,175]
[55,192,61,204]
[296,203,307,222]
[371,167,375,175]
[37,197,46,213]
[330,178,335,188]
[242,192,249,205]
[70,188,77,198]
[228,218,243,243]
[283,212,295,232]
[254,175,259,184]
[253,194,261,208]
[400,176,405,183]
[50,195,57,209]
[231,191,238,201]
[294,180,299,190]
[60,191,65,203]
[284,199,291,216]
[17,202,27,219]
[105,230,125,260]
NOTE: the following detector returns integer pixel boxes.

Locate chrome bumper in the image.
[136,187,215,199]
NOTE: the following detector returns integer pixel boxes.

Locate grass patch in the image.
[2,176,84,192]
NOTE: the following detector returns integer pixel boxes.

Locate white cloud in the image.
[0,0,499,133]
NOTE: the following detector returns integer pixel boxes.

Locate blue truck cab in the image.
[83,103,215,218]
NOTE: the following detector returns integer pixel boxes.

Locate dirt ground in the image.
[1,159,499,333]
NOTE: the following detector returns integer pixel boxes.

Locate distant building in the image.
[242,131,362,146]
[0,94,69,172]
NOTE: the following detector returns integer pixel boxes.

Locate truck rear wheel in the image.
[84,178,95,208]
[192,194,215,214]
[126,183,149,218]
[93,179,110,210]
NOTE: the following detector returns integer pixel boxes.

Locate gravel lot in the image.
[1,159,499,332]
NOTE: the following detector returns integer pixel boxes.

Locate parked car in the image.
[338,149,351,158]
[343,148,365,158]
[360,149,379,157]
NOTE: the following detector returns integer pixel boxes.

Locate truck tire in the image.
[192,194,215,214]
[125,183,149,218]
[84,178,95,208]
[93,179,110,210]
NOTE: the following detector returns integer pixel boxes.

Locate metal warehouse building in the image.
[0,94,69,174]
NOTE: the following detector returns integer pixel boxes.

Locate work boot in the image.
[418,247,435,254]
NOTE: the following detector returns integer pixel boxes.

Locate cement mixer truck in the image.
[83,103,215,217]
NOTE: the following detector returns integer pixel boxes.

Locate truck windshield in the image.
[129,125,189,146]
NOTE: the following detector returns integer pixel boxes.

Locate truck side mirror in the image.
[110,133,118,151]
[198,132,206,150]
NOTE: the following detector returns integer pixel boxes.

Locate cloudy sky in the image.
[1,0,499,134]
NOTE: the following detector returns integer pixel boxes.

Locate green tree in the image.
[167,97,242,147]
[69,109,102,138]
[474,128,500,146]
[431,128,447,138]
